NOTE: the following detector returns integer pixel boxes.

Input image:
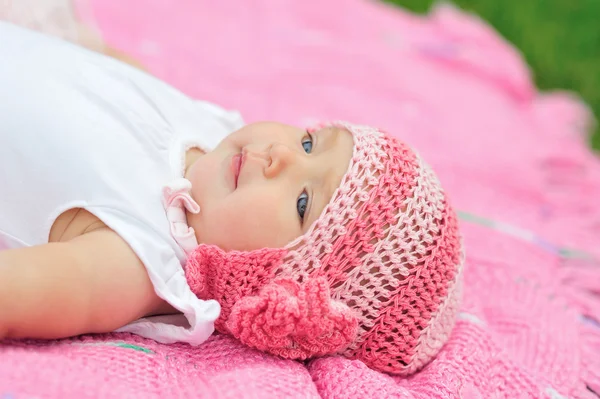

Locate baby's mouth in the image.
[232,152,244,189]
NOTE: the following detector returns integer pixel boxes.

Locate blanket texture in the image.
[1,1,600,398]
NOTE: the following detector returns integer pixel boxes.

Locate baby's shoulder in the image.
[48,208,106,243]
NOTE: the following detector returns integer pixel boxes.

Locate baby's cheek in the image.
[220,197,294,251]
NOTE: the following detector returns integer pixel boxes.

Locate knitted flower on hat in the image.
[185,122,464,375]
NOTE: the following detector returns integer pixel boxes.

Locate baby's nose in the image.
[265,143,295,178]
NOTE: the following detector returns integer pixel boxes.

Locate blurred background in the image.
[1,0,598,150]
[391,0,600,150]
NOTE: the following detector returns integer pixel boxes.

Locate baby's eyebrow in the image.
[305,127,343,230]
[319,127,340,151]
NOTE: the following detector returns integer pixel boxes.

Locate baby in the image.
[0,22,464,375]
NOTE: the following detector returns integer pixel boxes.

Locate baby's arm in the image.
[0,228,164,339]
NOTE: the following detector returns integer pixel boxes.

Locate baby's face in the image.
[185,122,354,251]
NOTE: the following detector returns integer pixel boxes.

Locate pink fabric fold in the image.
[162,178,200,255]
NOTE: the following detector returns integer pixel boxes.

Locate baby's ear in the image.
[225,277,359,359]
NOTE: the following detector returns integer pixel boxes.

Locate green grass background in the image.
[385,0,600,150]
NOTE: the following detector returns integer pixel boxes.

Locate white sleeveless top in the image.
[0,22,244,345]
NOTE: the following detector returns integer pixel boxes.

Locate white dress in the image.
[0,22,244,345]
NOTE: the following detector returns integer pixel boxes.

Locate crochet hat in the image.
[185,122,464,375]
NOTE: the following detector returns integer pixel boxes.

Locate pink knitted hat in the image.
[185,122,464,375]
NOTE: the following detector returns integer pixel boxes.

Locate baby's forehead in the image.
[319,125,351,136]
[240,121,301,136]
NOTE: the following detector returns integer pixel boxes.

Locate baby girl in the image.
[0,22,464,375]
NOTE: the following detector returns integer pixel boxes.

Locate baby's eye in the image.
[297,191,309,222]
[302,132,313,154]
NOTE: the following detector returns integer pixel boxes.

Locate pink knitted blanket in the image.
[2,1,600,398]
